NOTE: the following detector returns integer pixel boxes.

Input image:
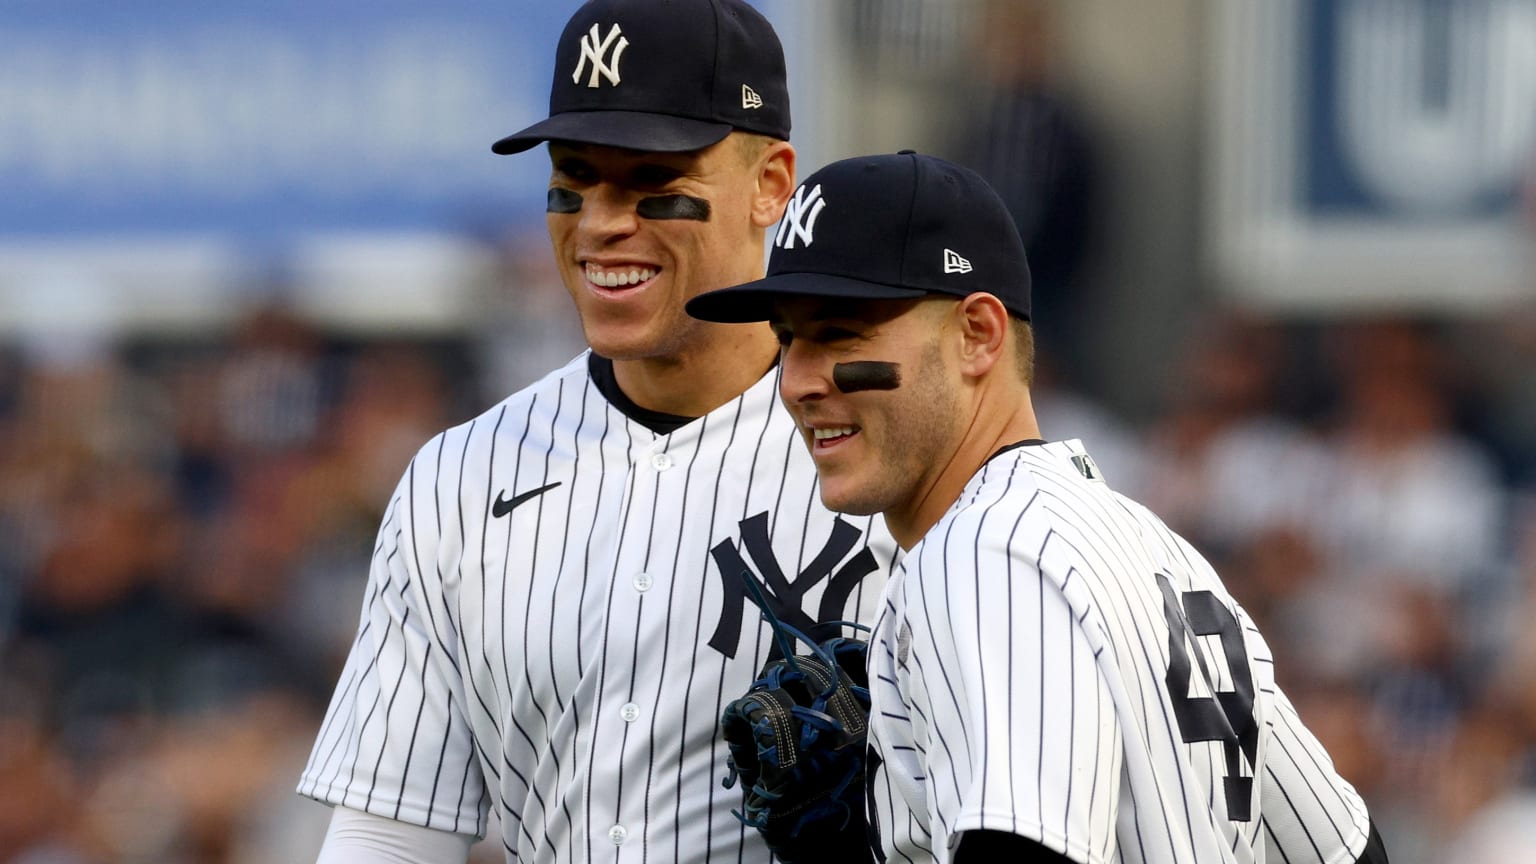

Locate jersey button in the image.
[608,824,627,845]
[620,702,640,722]
[650,452,673,471]
[633,572,653,592]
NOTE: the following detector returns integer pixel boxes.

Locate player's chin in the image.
[578,315,676,360]
[815,480,885,518]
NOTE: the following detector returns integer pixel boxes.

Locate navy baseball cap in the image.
[492,0,791,155]
[687,151,1032,322]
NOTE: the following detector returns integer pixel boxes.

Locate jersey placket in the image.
[591,426,685,861]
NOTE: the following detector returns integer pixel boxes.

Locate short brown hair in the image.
[731,131,777,167]
[1011,318,1036,386]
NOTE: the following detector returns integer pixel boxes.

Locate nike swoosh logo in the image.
[492,482,562,518]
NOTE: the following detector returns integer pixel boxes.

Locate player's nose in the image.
[777,340,831,406]
[576,184,640,241]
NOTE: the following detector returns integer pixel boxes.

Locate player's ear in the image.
[750,140,796,229]
[953,293,1009,380]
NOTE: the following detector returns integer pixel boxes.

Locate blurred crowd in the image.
[0,307,474,863]
[1038,313,1536,864]
[3,280,1535,863]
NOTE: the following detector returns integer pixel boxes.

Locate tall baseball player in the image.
[689,152,1390,863]
[297,2,895,861]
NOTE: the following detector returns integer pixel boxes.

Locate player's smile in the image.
[582,260,661,296]
[794,401,880,499]
[808,422,861,453]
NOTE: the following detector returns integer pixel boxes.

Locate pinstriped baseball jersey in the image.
[300,352,896,863]
[866,440,1370,864]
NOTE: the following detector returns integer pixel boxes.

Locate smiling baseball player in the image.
[297,3,895,862]
[688,152,1389,864]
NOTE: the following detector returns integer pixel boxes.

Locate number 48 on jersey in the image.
[1156,573,1259,822]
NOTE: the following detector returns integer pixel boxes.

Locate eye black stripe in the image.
[636,194,711,221]
[547,187,583,214]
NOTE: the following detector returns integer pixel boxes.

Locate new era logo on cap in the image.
[943,249,972,274]
[573,22,629,88]
[742,84,763,109]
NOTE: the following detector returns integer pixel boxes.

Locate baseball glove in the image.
[720,572,874,863]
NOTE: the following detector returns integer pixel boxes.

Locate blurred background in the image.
[2,0,1534,861]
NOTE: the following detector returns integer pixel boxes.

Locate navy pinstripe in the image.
[300,353,894,863]
[866,440,1371,864]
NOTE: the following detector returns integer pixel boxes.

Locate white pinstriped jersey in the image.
[300,352,896,863]
[867,440,1370,864]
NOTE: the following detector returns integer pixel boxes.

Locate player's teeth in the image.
[586,266,657,288]
[813,427,855,440]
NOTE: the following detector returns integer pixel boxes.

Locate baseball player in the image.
[297,2,895,861]
[688,152,1389,864]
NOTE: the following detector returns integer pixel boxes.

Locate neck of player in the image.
[613,323,780,418]
[884,387,1042,550]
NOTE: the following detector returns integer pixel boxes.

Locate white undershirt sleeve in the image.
[315,805,475,864]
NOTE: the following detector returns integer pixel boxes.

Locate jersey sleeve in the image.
[298,440,489,838]
[315,805,476,864]
[904,530,1119,864]
[1259,687,1372,864]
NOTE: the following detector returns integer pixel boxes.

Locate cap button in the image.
[897,149,916,155]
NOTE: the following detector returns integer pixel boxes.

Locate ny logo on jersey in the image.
[573,22,629,88]
[708,512,878,659]
[775,183,826,250]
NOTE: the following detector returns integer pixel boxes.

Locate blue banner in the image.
[0,1,577,237]
[1208,0,1536,310]
[1303,0,1533,219]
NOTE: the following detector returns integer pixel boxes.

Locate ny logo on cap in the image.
[943,248,972,274]
[573,23,629,88]
[742,84,763,109]
[775,184,826,249]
